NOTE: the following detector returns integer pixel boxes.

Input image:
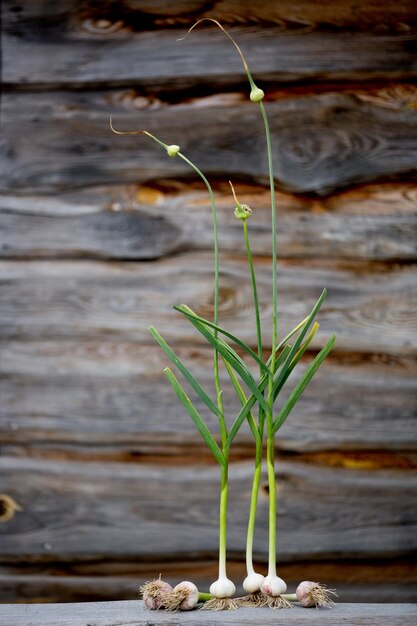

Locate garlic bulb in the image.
[243,572,265,593]
[210,577,236,598]
[296,581,337,608]
[260,574,287,596]
[165,580,199,611]
[140,577,173,610]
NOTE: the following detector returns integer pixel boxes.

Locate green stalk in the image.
[219,455,229,579]
[176,152,225,444]
[245,441,262,575]
[258,101,278,378]
[257,97,279,582]
[177,28,280,581]
[247,97,279,581]
[232,71,279,583]
[198,592,212,602]
[266,433,277,577]
[282,593,297,602]
[109,123,226,439]
[111,124,231,583]
[239,60,279,582]
[242,219,262,365]
[177,153,230,585]
[241,217,264,577]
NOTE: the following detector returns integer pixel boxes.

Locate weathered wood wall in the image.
[1,0,417,604]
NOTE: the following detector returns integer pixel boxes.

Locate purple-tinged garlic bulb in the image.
[296,581,337,608]
[140,577,173,610]
[260,574,287,596]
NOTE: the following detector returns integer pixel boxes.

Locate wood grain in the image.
[2,561,417,604]
[1,255,416,354]
[1,601,417,626]
[4,0,417,34]
[2,90,417,194]
[3,18,417,89]
[2,0,417,606]
[1,342,416,452]
[0,456,416,561]
[2,181,417,261]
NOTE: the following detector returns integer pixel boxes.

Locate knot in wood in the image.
[0,494,23,522]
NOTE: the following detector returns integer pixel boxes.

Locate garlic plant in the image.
[112,20,336,612]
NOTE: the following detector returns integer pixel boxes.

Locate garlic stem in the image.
[218,460,228,581]
[261,433,287,595]
[245,448,262,574]
[282,593,297,601]
[237,190,265,593]
[198,592,212,602]
[243,437,264,591]
[113,124,235,606]
[266,435,277,578]
[176,152,226,447]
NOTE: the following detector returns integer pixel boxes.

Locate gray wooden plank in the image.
[1,557,416,603]
[2,90,417,194]
[0,456,416,561]
[1,556,416,604]
[0,255,416,354]
[1,573,416,605]
[3,0,417,36]
[1,342,416,451]
[1,181,417,261]
[0,601,417,626]
[3,17,417,88]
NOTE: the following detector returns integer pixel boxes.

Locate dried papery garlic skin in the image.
[296,581,337,608]
[165,581,199,611]
[140,577,173,609]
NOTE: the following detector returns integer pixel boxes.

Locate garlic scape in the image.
[230,181,265,595]
[110,121,240,605]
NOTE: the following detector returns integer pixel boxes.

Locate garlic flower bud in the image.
[229,180,252,220]
[234,203,252,220]
[250,86,265,102]
[167,144,180,157]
